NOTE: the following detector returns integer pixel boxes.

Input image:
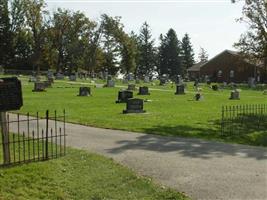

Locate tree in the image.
[137,22,156,78]
[0,0,11,66]
[181,33,195,74]
[198,47,209,62]
[232,0,267,81]
[158,29,182,78]
[24,0,48,75]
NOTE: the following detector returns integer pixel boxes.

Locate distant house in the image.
[187,50,262,83]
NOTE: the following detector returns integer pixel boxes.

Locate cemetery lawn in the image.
[0,148,188,200]
[15,78,267,146]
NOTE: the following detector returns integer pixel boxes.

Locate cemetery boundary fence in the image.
[0,110,66,167]
[221,104,267,136]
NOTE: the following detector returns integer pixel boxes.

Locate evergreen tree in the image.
[137,22,156,78]
[181,33,195,74]
[198,47,209,62]
[159,29,182,78]
[158,34,168,75]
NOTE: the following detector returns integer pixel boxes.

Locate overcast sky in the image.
[45,0,247,60]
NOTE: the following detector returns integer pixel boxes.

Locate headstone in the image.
[127,84,136,91]
[69,74,77,81]
[116,90,133,103]
[32,82,46,92]
[29,76,37,82]
[248,77,256,88]
[107,79,115,87]
[0,77,23,111]
[211,85,218,91]
[56,73,64,80]
[106,75,115,87]
[229,89,240,100]
[138,86,150,95]
[123,98,145,114]
[195,92,203,101]
[144,76,150,83]
[175,84,185,95]
[78,87,91,96]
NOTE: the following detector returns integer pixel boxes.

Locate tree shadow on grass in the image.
[106,124,267,160]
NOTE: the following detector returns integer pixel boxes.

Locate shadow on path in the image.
[107,124,267,160]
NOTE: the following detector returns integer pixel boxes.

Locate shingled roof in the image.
[187,61,207,72]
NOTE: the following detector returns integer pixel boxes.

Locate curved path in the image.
[8,114,267,200]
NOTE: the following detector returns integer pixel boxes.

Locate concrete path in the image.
[8,114,267,200]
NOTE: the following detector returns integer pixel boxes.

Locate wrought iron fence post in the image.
[0,112,10,165]
[45,110,49,160]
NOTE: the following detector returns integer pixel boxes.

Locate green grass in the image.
[4,75,267,146]
[0,148,188,200]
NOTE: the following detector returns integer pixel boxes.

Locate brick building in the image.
[188,50,262,83]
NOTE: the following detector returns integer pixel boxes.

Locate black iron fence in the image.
[221,104,267,136]
[0,110,66,167]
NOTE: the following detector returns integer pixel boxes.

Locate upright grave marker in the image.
[138,86,150,95]
[116,90,133,103]
[123,98,146,114]
[0,77,23,164]
[78,87,91,96]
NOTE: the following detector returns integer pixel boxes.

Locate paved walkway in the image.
[8,114,267,200]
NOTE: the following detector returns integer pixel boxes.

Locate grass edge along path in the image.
[0,148,189,200]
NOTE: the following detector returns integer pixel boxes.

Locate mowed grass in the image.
[9,76,267,146]
[0,148,188,200]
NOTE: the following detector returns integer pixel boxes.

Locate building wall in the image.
[199,51,256,83]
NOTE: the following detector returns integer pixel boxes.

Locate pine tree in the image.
[137,22,156,78]
[181,33,195,75]
[198,47,209,62]
[162,29,182,78]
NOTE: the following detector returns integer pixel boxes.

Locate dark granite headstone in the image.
[32,82,46,92]
[78,87,91,96]
[212,85,218,91]
[175,84,185,95]
[229,90,240,100]
[127,84,136,91]
[123,98,145,114]
[138,86,150,95]
[195,93,202,101]
[0,77,23,111]
[116,90,133,103]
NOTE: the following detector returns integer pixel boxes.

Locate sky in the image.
[45,0,247,60]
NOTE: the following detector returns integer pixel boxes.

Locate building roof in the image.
[187,61,207,72]
[188,49,257,72]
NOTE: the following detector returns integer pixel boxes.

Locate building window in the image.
[218,70,222,77]
[230,70,234,78]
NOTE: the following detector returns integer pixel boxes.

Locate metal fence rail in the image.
[0,110,66,167]
[221,104,267,136]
